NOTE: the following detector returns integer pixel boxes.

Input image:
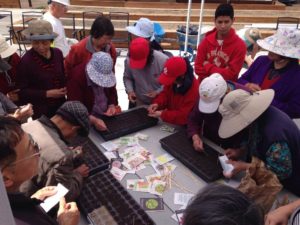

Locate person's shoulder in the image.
[153,50,168,61]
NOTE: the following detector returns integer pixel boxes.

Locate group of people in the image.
[1,1,300,225]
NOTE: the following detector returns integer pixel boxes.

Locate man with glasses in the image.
[43,0,76,57]
[20,101,90,201]
[0,116,80,225]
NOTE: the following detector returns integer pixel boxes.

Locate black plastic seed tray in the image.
[69,137,109,176]
[78,170,155,225]
[97,108,158,141]
[159,131,223,182]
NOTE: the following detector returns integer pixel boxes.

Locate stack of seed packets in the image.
[126,176,167,196]
[171,193,195,224]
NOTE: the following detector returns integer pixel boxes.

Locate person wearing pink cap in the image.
[147,57,198,125]
[123,37,168,107]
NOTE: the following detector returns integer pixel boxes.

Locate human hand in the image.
[74,164,89,177]
[148,110,162,118]
[245,83,261,92]
[147,104,158,114]
[57,198,80,225]
[103,105,117,116]
[13,104,34,121]
[264,205,291,225]
[223,160,250,179]
[192,134,204,152]
[91,116,107,131]
[224,148,245,160]
[46,87,67,98]
[144,90,159,98]
[31,186,57,201]
[7,89,20,102]
[128,91,136,103]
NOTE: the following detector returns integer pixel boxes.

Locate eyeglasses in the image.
[2,134,40,170]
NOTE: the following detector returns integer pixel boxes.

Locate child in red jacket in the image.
[148,57,198,126]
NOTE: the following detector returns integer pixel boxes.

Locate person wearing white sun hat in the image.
[187,73,249,152]
[0,34,21,102]
[43,0,78,57]
[238,27,300,119]
[218,89,300,196]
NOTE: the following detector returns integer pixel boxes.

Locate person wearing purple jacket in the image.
[238,28,300,119]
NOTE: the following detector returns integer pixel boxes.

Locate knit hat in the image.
[126,18,155,41]
[56,101,90,137]
[198,73,227,113]
[218,89,274,139]
[0,34,18,59]
[257,28,300,59]
[86,52,116,88]
[22,19,58,41]
[158,57,187,86]
[129,38,150,69]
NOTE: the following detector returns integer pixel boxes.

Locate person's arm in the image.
[194,39,209,81]
[265,199,300,225]
[203,45,247,81]
[186,102,203,138]
[123,58,135,94]
[152,86,169,110]
[48,155,83,201]
[104,85,118,106]
[64,45,77,77]
[265,142,292,180]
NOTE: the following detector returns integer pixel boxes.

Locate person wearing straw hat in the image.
[67,51,120,131]
[16,19,66,119]
[0,34,21,102]
[238,28,300,119]
[194,3,246,84]
[147,56,198,125]
[218,89,300,196]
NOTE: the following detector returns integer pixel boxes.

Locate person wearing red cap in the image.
[123,38,168,107]
[147,57,198,125]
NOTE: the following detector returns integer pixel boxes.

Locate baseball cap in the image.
[198,73,227,113]
[158,57,187,86]
[126,18,154,40]
[129,38,150,69]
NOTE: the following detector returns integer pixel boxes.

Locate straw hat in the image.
[22,19,58,41]
[257,28,300,59]
[218,89,274,139]
[0,35,18,59]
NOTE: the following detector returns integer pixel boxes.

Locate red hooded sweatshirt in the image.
[194,28,246,83]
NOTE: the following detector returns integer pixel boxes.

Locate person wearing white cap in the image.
[187,73,248,152]
[43,0,77,57]
[218,89,300,196]
[0,34,20,102]
[238,28,300,119]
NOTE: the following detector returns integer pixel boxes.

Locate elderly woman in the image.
[218,89,300,196]
[238,28,300,118]
[16,20,66,119]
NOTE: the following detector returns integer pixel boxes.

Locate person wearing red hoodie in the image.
[194,3,246,84]
[148,57,198,126]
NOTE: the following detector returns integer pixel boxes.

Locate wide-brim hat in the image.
[22,19,58,41]
[0,35,18,59]
[257,28,300,59]
[86,63,116,88]
[218,89,274,139]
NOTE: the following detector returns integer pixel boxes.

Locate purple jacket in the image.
[238,56,300,118]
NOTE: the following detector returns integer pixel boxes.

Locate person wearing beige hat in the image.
[218,89,300,196]
[16,19,67,119]
[238,28,300,119]
[0,34,21,102]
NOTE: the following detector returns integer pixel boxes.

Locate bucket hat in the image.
[198,73,227,113]
[86,52,116,88]
[218,89,274,139]
[22,19,58,41]
[257,28,300,59]
[0,34,18,59]
[126,18,155,41]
